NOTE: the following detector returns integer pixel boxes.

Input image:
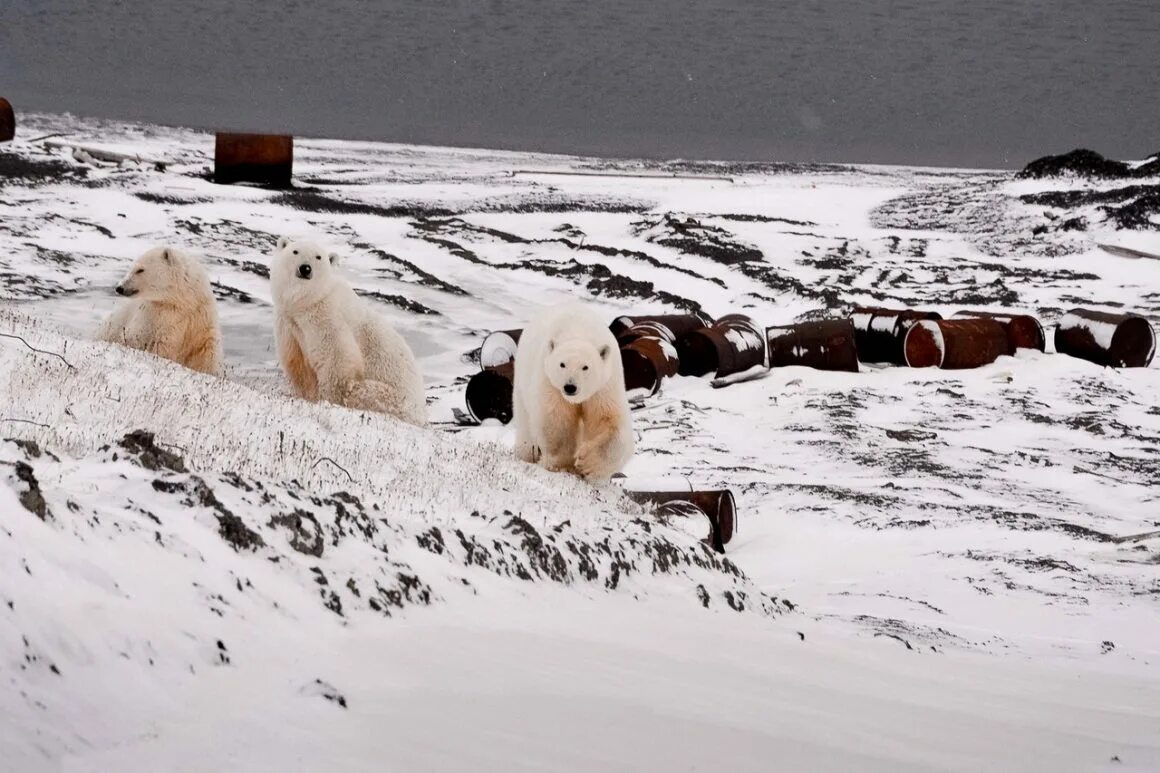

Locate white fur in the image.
[95,246,223,376]
[512,303,634,481]
[269,237,426,426]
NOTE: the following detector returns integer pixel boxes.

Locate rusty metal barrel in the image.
[479,329,522,368]
[622,480,736,552]
[610,312,713,342]
[464,361,515,424]
[620,328,681,396]
[766,319,859,372]
[903,318,1009,369]
[676,314,768,378]
[1054,309,1156,368]
[0,98,14,142]
[953,310,1046,354]
[851,307,942,365]
[214,132,293,187]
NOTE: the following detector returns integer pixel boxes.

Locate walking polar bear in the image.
[96,246,223,375]
[270,237,426,426]
[512,303,634,481]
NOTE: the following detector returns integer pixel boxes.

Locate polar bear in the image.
[270,237,426,426]
[512,303,634,481]
[95,246,223,375]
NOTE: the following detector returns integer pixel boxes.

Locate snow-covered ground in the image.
[2,113,1159,771]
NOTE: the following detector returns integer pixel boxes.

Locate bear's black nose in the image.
[297,264,312,279]
[563,383,577,396]
[115,285,126,296]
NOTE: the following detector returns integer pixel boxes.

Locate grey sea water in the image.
[0,0,1156,167]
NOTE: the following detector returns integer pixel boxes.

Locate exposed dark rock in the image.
[0,152,87,186]
[13,461,48,520]
[1018,149,1132,179]
[115,431,187,473]
[269,510,324,557]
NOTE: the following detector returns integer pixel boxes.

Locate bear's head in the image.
[544,338,612,404]
[115,246,193,301]
[270,237,340,308]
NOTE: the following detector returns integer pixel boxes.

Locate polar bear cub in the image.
[95,246,223,375]
[512,303,634,481]
[270,237,426,426]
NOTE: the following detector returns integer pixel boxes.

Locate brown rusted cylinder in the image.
[903,318,1008,369]
[766,319,859,372]
[625,489,736,552]
[0,98,14,142]
[214,132,293,187]
[479,329,521,368]
[620,334,680,395]
[464,361,514,424]
[676,314,768,378]
[610,311,713,341]
[1054,309,1156,368]
[851,307,942,365]
[953,310,1046,354]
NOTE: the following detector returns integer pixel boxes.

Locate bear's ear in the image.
[276,236,290,251]
[328,252,340,266]
[599,345,610,360]
[547,339,555,353]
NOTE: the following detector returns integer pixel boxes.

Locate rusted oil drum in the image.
[0,98,14,142]
[903,318,1009,369]
[624,484,736,552]
[479,329,521,368]
[1055,309,1156,368]
[766,318,859,372]
[610,311,713,341]
[214,132,293,187]
[676,314,768,378]
[851,307,942,365]
[620,332,681,396]
[953,310,1046,354]
[464,361,515,423]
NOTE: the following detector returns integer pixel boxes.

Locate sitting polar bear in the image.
[270,237,426,426]
[512,303,634,481]
[96,246,223,375]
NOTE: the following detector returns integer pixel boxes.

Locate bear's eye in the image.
[582,365,589,371]
[135,269,144,275]
[293,250,298,255]
[315,255,321,260]
[559,362,565,368]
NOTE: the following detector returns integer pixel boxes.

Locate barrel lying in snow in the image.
[0,98,14,142]
[1054,309,1156,368]
[465,361,515,423]
[622,481,736,552]
[677,314,768,380]
[619,326,681,396]
[610,312,713,342]
[214,132,293,187]
[903,318,1009,369]
[479,329,522,368]
[851,307,942,365]
[766,319,859,372]
[952,310,1046,353]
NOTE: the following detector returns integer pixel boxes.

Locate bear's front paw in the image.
[574,445,613,481]
[541,454,577,475]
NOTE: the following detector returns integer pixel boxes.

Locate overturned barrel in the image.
[620,330,681,396]
[676,314,768,379]
[1055,309,1156,368]
[479,329,521,368]
[851,307,942,365]
[622,481,736,552]
[214,132,293,187]
[610,311,713,341]
[903,318,1009,369]
[464,361,515,424]
[953,310,1046,353]
[0,98,13,142]
[766,319,859,372]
